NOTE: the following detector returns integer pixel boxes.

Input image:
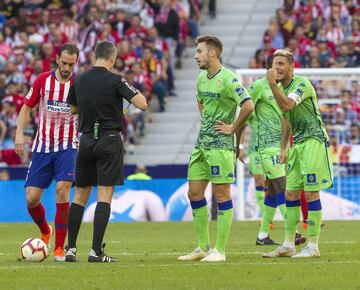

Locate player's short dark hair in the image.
[58,43,79,59]
[195,35,223,58]
[95,41,117,60]
[266,55,274,69]
[273,48,294,64]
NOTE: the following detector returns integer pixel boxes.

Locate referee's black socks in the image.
[67,203,85,249]
[92,202,111,256]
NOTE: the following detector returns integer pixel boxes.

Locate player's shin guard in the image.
[307,199,322,249]
[67,203,84,248]
[284,200,300,248]
[190,198,210,252]
[215,200,233,254]
[255,186,265,216]
[28,203,50,234]
[55,202,69,250]
[92,202,111,256]
[259,194,277,238]
[276,192,287,220]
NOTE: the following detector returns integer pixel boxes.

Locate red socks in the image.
[27,203,50,234]
[55,202,70,250]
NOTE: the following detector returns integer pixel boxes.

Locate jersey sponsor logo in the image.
[211,165,220,176]
[26,87,33,100]
[46,100,70,113]
[306,173,317,185]
[199,91,220,99]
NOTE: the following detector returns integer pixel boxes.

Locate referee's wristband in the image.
[239,144,244,150]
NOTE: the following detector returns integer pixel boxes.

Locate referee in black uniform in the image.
[65,41,147,262]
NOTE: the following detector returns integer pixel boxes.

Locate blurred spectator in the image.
[113,9,131,38]
[336,43,354,67]
[118,0,142,15]
[0,169,10,180]
[264,17,285,49]
[127,164,152,180]
[125,14,149,44]
[348,122,360,145]
[141,46,167,112]
[59,10,79,42]
[0,31,12,60]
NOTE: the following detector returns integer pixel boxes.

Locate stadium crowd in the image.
[0,0,203,167]
[249,0,360,160]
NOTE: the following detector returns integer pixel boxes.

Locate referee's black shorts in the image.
[75,130,124,187]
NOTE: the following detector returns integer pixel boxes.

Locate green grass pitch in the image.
[1,221,360,290]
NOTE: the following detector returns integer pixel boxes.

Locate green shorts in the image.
[259,147,286,180]
[248,151,264,176]
[286,138,333,192]
[187,147,236,184]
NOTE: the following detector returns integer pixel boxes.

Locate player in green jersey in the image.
[239,112,265,220]
[263,49,333,258]
[246,56,306,246]
[178,35,254,262]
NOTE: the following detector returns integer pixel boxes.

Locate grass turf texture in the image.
[0,221,360,290]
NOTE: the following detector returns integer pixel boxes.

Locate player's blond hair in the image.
[273,48,294,64]
[195,35,223,58]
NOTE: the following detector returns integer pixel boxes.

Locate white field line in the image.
[0,260,359,270]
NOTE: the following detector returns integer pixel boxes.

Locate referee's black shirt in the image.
[67,66,138,133]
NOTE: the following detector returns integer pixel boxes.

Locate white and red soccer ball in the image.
[20,238,48,262]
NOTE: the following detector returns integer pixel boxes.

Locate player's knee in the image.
[187,191,203,201]
[26,195,40,208]
[213,192,231,203]
[304,191,320,202]
[56,187,70,203]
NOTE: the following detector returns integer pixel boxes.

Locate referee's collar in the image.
[93,66,109,71]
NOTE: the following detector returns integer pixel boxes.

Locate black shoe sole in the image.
[65,255,77,262]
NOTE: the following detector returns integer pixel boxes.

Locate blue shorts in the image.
[25,148,77,189]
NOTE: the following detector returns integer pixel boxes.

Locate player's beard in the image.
[59,69,71,80]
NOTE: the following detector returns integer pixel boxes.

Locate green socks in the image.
[276,192,287,220]
[283,200,301,248]
[307,200,322,249]
[215,200,233,254]
[190,199,210,251]
[255,186,265,216]
[259,194,277,238]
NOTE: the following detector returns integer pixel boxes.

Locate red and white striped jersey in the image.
[24,71,78,153]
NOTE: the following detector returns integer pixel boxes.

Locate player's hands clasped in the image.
[266,68,278,85]
[15,133,26,156]
[214,121,234,135]
[279,149,287,163]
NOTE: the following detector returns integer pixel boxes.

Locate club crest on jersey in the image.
[211,165,220,176]
[232,78,238,83]
[47,100,70,113]
[216,79,222,87]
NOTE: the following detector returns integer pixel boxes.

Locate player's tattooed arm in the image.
[279,116,291,163]
[266,68,296,112]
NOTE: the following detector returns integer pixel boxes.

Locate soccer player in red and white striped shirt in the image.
[15,44,79,262]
